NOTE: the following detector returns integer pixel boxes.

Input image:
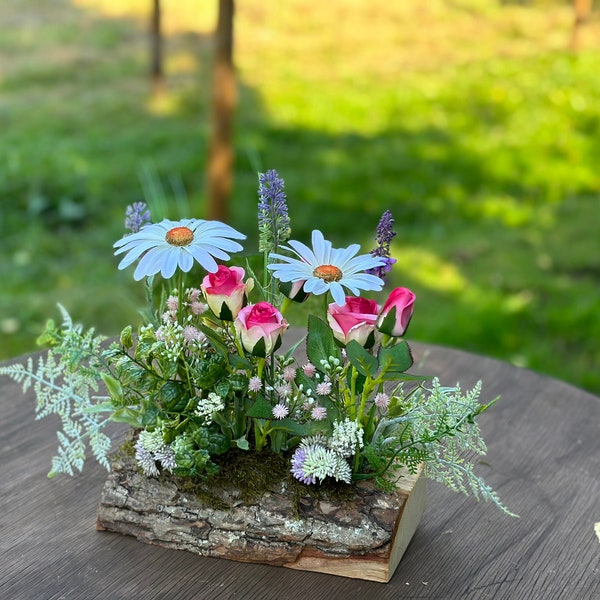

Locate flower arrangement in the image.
[1,170,513,514]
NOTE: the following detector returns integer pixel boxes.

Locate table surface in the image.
[1,340,599,600]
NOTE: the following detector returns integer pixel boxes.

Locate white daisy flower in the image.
[267,230,386,306]
[114,218,246,281]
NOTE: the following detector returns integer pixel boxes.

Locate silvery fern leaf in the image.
[0,307,113,477]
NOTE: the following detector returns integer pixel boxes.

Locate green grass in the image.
[1,0,599,394]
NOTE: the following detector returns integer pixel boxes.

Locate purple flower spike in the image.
[366,210,397,279]
[258,169,291,253]
[125,202,151,233]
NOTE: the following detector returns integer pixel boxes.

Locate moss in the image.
[114,433,358,513]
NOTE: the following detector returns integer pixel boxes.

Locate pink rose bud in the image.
[234,302,288,357]
[327,296,380,348]
[377,287,416,337]
[279,279,310,303]
[201,265,252,321]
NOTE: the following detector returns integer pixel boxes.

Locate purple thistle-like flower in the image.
[366,210,397,279]
[258,169,291,253]
[125,202,152,233]
[134,443,160,477]
[290,447,317,485]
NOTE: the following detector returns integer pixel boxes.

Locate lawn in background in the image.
[1,0,599,393]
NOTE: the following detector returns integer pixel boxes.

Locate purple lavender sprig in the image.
[258,169,291,254]
[366,210,397,279]
[124,202,151,233]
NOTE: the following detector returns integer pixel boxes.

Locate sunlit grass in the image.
[1,0,599,394]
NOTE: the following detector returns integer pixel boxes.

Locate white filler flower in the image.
[114,218,246,280]
[267,230,385,306]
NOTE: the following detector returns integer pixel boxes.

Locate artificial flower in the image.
[201,265,251,321]
[113,218,245,281]
[366,210,397,279]
[267,230,386,306]
[258,169,290,253]
[234,302,288,358]
[327,296,380,348]
[377,287,416,337]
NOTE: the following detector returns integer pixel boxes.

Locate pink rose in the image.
[377,287,415,337]
[234,302,288,357]
[201,265,252,321]
[327,296,380,348]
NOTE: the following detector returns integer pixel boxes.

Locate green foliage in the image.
[2,0,598,394]
[306,315,342,372]
[363,379,515,515]
[0,306,112,477]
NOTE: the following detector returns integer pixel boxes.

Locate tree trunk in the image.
[570,0,594,51]
[150,0,165,95]
[206,0,236,222]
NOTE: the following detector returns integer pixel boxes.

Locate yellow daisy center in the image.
[165,226,194,247]
[313,264,343,282]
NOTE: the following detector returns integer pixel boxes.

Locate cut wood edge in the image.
[284,467,426,583]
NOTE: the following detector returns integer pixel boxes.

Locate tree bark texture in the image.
[96,452,426,582]
[206,0,236,222]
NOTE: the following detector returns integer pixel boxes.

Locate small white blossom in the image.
[166,295,179,312]
[248,376,262,392]
[311,405,327,420]
[302,363,317,377]
[272,403,289,419]
[329,418,364,458]
[195,392,225,425]
[275,382,292,399]
[283,366,296,381]
[374,392,390,410]
[315,380,332,396]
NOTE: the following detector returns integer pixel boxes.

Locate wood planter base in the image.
[96,454,426,583]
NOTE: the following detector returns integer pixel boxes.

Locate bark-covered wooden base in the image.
[96,454,426,583]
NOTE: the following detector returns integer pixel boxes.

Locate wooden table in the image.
[2,341,599,599]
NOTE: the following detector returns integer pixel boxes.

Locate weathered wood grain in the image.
[1,340,599,599]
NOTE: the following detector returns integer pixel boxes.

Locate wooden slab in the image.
[96,453,426,583]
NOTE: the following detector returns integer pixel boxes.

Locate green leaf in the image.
[119,325,133,349]
[246,396,274,419]
[110,407,144,427]
[307,315,341,372]
[378,341,414,377]
[269,417,321,437]
[207,430,229,454]
[250,336,267,358]
[160,381,188,412]
[197,323,229,357]
[80,401,114,413]
[235,436,250,450]
[229,354,253,371]
[346,340,378,377]
[214,379,231,398]
[100,372,124,404]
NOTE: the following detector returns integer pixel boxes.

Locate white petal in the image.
[115,240,160,266]
[133,247,170,280]
[329,282,347,306]
[287,240,318,265]
[186,245,219,272]
[303,277,329,295]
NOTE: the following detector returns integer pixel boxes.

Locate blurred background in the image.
[1,0,599,393]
